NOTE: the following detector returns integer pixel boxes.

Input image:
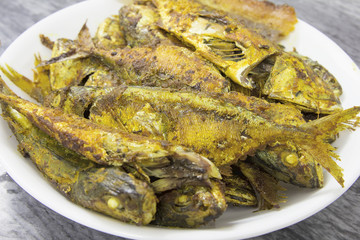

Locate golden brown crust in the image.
[197,0,297,37]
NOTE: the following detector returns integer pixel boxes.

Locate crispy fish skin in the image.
[153,0,279,89]
[94,44,230,93]
[119,3,180,47]
[197,0,297,40]
[49,38,123,90]
[44,85,359,187]
[0,78,227,227]
[0,91,221,181]
[152,0,342,114]
[293,51,342,97]
[41,24,231,94]
[211,91,324,188]
[94,15,127,50]
[0,100,157,225]
[262,52,342,114]
[237,161,286,208]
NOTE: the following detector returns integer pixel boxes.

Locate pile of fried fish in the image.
[0,0,359,228]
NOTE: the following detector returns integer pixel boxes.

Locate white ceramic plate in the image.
[0,0,360,239]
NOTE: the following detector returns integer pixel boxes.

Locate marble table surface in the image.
[0,0,359,239]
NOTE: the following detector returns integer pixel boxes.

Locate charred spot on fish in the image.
[132,130,143,134]
[198,14,230,25]
[295,91,302,97]
[259,44,270,49]
[111,52,118,56]
[192,81,203,91]
[240,130,252,140]
[203,37,245,62]
[224,27,232,33]
[216,140,228,149]
[296,69,307,80]
[78,73,94,86]
[82,103,93,119]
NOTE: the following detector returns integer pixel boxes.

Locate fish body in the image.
[40,23,231,94]
[0,85,157,225]
[153,0,342,114]
[1,61,328,188]
[153,0,279,89]
[0,78,227,227]
[44,85,360,187]
[119,3,179,47]
[91,44,230,93]
[0,91,221,181]
[44,86,326,188]
[94,15,127,50]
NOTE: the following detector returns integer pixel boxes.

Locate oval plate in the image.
[0,0,360,239]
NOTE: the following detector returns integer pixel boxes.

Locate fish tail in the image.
[301,107,360,139]
[290,107,360,187]
[0,75,15,96]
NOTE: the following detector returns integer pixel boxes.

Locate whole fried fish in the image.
[1,61,327,189]
[153,0,342,114]
[44,85,360,187]
[38,23,231,94]
[0,79,157,225]
[0,89,221,182]
[43,85,328,189]
[0,78,228,227]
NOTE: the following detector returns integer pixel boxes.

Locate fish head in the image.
[74,167,157,225]
[154,180,227,228]
[262,52,343,114]
[255,141,324,188]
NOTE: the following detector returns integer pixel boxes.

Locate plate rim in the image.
[0,0,360,239]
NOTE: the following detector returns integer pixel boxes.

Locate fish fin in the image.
[77,22,95,50]
[0,63,50,103]
[239,161,286,207]
[293,107,360,187]
[302,106,360,140]
[0,74,16,96]
[37,23,94,67]
[0,65,33,96]
[298,140,344,187]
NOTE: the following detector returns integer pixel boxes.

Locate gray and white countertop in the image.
[0,0,359,239]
